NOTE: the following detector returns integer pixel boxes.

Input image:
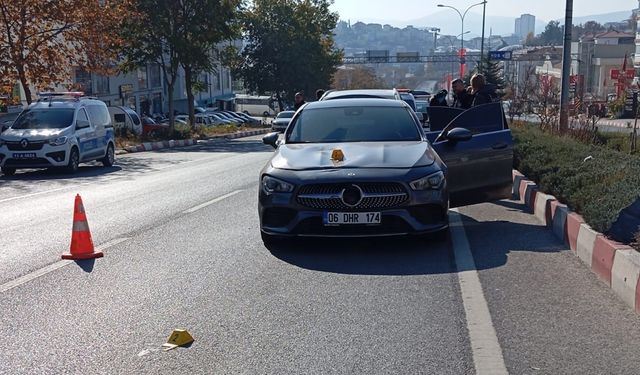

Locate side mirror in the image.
[262,132,280,149]
[446,127,472,142]
[1,121,11,132]
[76,119,90,129]
[416,112,424,123]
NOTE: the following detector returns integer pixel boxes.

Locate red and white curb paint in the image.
[123,129,270,153]
[512,170,640,314]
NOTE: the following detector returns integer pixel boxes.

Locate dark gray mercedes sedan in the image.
[258,98,513,244]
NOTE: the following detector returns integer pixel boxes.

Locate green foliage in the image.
[119,0,241,128]
[236,0,343,104]
[463,56,505,92]
[539,21,564,45]
[513,124,640,233]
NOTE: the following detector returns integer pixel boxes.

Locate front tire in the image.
[1,167,16,176]
[101,144,115,167]
[65,147,80,174]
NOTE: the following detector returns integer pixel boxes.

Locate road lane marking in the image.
[449,209,508,375]
[0,186,78,204]
[183,190,244,214]
[0,237,130,294]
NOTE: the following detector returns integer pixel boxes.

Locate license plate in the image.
[12,153,36,159]
[323,212,381,225]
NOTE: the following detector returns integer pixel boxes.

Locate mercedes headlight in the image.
[49,136,68,146]
[410,171,444,190]
[262,175,294,194]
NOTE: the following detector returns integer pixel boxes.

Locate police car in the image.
[0,92,115,176]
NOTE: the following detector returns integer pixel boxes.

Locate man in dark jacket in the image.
[451,79,473,109]
[470,74,498,106]
[293,92,306,111]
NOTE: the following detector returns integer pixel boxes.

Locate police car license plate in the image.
[12,153,36,159]
[324,212,381,225]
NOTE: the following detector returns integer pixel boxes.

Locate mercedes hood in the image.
[270,141,436,170]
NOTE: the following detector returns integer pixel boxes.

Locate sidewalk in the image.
[121,128,271,153]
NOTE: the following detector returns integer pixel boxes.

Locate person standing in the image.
[451,79,473,110]
[470,74,498,107]
[294,92,306,111]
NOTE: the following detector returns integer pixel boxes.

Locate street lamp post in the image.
[438,1,487,77]
[480,1,487,72]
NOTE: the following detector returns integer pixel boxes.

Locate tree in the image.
[235,0,343,110]
[464,56,504,92]
[0,0,125,104]
[121,0,240,130]
[331,66,384,90]
[539,21,564,46]
[176,0,241,126]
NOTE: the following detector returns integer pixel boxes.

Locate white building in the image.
[515,14,536,40]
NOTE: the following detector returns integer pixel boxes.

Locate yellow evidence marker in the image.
[162,329,194,351]
[331,148,345,162]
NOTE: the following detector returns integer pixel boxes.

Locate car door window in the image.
[431,102,513,208]
[76,108,91,129]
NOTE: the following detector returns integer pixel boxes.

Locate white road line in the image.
[183,190,244,214]
[0,186,78,204]
[0,237,130,294]
[449,209,508,375]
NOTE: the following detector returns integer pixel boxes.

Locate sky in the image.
[330,0,638,24]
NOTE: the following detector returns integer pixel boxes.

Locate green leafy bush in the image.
[513,125,640,233]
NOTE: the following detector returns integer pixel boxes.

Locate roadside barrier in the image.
[512,170,640,315]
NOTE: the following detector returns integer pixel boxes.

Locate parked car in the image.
[142,116,171,135]
[225,111,252,124]
[271,110,295,132]
[206,113,235,125]
[234,112,262,126]
[258,99,513,244]
[319,89,402,101]
[213,111,242,125]
[0,92,116,176]
[108,106,143,135]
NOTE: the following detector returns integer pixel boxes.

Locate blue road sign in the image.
[488,51,513,61]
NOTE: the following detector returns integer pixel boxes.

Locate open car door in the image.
[426,106,464,133]
[431,102,513,208]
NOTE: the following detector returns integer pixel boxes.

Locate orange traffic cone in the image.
[62,194,103,260]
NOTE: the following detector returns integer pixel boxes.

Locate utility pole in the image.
[559,0,573,133]
[431,28,441,52]
[479,1,487,73]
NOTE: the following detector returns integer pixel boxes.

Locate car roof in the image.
[321,89,399,100]
[28,99,104,110]
[303,98,410,109]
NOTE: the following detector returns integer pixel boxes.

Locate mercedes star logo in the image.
[341,184,364,207]
[20,139,28,148]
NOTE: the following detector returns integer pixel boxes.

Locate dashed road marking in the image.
[183,190,244,214]
[0,237,130,294]
[449,209,508,375]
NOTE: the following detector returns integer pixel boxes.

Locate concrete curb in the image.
[512,170,640,314]
[121,129,270,153]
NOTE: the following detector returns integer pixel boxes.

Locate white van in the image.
[0,92,116,176]
[108,106,143,135]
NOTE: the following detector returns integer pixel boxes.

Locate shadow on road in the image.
[269,212,565,276]
[74,259,95,273]
[0,165,123,182]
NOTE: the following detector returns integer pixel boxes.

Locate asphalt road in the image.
[1,136,640,374]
